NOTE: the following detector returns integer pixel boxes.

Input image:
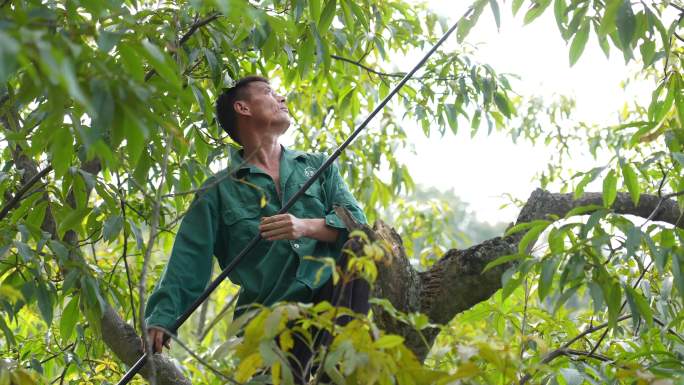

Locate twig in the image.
[138,131,173,384]
[641,190,684,227]
[200,292,240,341]
[518,314,631,385]
[519,278,529,360]
[162,329,241,384]
[143,12,221,82]
[330,55,463,81]
[652,317,684,344]
[589,259,653,356]
[564,349,613,362]
[117,171,138,332]
[0,165,53,221]
[669,2,684,13]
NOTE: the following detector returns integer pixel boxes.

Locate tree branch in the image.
[0,165,52,221]
[518,315,631,384]
[330,54,463,82]
[370,188,683,361]
[144,12,221,82]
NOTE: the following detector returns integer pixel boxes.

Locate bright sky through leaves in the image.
[400,0,653,224]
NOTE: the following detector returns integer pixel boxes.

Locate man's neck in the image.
[241,135,282,171]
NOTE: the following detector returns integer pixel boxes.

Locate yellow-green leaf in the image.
[621,162,640,205]
[569,21,590,66]
[373,334,404,349]
[602,169,618,207]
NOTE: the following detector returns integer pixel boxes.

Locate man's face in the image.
[240,81,290,132]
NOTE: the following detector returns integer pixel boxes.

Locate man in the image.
[143,76,370,383]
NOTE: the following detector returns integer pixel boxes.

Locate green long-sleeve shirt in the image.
[144,145,368,332]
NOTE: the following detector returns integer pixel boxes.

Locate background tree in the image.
[0,0,682,384]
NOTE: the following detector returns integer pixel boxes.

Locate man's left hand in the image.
[259,214,309,241]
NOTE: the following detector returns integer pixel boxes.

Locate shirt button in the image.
[293,243,300,249]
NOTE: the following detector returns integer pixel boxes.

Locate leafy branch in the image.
[330,55,463,82]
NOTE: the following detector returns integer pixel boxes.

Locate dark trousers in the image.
[286,256,371,384]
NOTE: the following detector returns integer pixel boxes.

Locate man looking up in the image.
[143,76,370,383]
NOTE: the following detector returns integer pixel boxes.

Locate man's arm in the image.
[259,215,339,242]
[258,158,366,244]
[144,187,219,352]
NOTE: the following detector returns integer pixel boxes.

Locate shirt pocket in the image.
[222,205,261,252]
[294,181,326,217]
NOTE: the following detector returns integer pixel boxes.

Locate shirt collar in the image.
[228,145,306,176]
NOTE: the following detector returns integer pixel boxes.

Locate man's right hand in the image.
[144,326,171,353]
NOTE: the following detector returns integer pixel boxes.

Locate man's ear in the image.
[234,100,251,117]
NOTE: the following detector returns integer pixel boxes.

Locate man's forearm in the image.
[303,218,340,243]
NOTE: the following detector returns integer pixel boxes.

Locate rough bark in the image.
[369,188,682,361]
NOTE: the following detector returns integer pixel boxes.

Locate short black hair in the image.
[215,75,269,145]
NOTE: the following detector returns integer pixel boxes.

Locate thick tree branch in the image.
[371,188,682,361]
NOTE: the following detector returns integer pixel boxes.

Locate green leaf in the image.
[298,32,315,78]
[539,257,559,301]
[36,283,53,326]
[0,31,18,84]
[553,0,567,32]
[97,30,123,53]
[51,126,73,179]
[483,254,525,273]
[625,285,653,327]
[602,169,617,207]
[547,227,566,254]
[569,21,590,66]
[309,0,321,21]
[518,222,551,254]
[523,0,551,25]
[0,316,15,346]
[489,0,501,30]
[588,281,605,312]
[565,204,603,218]
[505,220,551,237]
[615,0,636,50]
[139,40,181,89]
[673,152,684,167]
[493,92,512,118]
[598,0,621,35]
[560,368,583,385]
[57,207,91,239]
[598,34,611,58]
[318,0,337,33]
[103,215,123,243]
[574,166,605,199]
[674,74,684,125]
[672,253,684,303]
[512,0,524,15]
[60,296,79,342]
[621,162,640,205]
[605,280,622,328]
[581,208,608,238]
[373,334,404,349]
